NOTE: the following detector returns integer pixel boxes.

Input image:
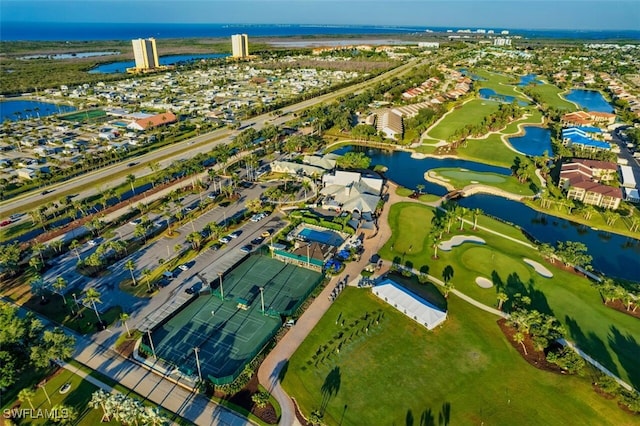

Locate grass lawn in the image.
[378,202,640,387]
[430,167,536,196]
[3,366,120,426]
[282,287,634,425]
[527,84,577,110]
[456,109,543,168]
[24,293,123,335]
[474,70,529,101]
[427,99,500,141]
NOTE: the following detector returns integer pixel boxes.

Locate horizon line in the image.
[2,21,640,33]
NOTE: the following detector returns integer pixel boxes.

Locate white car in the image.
[87,240,97,247]
[179,264,189,271]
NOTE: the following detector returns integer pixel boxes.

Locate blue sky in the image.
[3,1,639,30]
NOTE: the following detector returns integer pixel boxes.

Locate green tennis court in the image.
[59,109,106,123]
[149,255,322,383]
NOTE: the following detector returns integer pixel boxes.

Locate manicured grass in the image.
[67,360,193,425]
[525,198,640,240]
[456,109,543,168]
[283,287,634,425]
[527,84,577,110]
[427,99,500,141]
[394,186,414,197]
[418,193,441,203]
[4,366,120,426]
[25,294,123,334]
[430,167,536,196]
[379,202,640,387]
[474,70,529,101]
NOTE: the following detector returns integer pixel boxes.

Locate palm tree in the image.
[125,259,137,286]
[187,232,203,250]
[301,180,312,199]
[472,208,483,231]
[416,184,425,194]
[84,288,103,324]
[53,277,68,305]
[513,331,528,355]
[89,389,111,422]
[428,228,442,259]
[69,240,81,260]
[32,241,46,263]
[18,388,36,410]
[141,406,167,426]
[142,269,152,292]
[126,174,136,195]
[497,292,508,311]
[628,215,640,232]
[120,312,131,337]
[458,207,468,231]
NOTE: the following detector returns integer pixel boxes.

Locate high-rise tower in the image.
[132,38,160,70]
[231,34,249,58]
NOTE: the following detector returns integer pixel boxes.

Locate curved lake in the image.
[334,145,640,281]
[563,89,614,113]
[507,126,553,157]
[89,53,230,74]
[0,100,76,122]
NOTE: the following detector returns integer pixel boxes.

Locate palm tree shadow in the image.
[320,366,341,415]
[608,325,640,390]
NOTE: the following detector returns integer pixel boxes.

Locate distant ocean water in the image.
[2,22,639,41]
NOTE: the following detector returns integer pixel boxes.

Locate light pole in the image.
[193,347,202,382]
[218,272,224,300]
[72,293,81,316]
[259,287,265,314]
[147,330,157,359]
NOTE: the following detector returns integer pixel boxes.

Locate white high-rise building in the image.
[231,34,249,58]
[132,38,159,70]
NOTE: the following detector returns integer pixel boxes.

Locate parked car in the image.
[261,229,274,238]
[179,264,189,271]
[0,219,12,227]
[229,230,242,239]
[251,237,264,245]
[219,236,232,244]
[240,244,253,253]
[87,240,97,247]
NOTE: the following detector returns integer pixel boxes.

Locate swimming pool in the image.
[298,227,344,246]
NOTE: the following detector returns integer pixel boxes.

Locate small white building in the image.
[372,278,447,330]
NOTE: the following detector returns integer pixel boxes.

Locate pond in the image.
[563,89,614,113]
[333,145,640,281]
[507,126,553,157]
[0,99,76,122]
[89,53,230,74]
[517,73,543,86]
[478,88,528,106]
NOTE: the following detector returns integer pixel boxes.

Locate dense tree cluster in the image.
[335,152,371,170]
[0,302,75,388]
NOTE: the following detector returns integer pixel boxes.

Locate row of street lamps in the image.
[144,273,268,383]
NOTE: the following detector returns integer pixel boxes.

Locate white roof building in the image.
[372,279,447,330]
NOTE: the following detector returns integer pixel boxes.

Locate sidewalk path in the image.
[5,299,252,426]
[257,182,399,425]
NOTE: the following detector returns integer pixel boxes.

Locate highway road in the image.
[0,56,424,218]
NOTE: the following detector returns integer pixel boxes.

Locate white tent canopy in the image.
[372,279,447,330]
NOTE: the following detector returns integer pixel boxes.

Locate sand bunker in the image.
[523,258,553,278]
[438,235,486,251]
[475,277,493,288]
